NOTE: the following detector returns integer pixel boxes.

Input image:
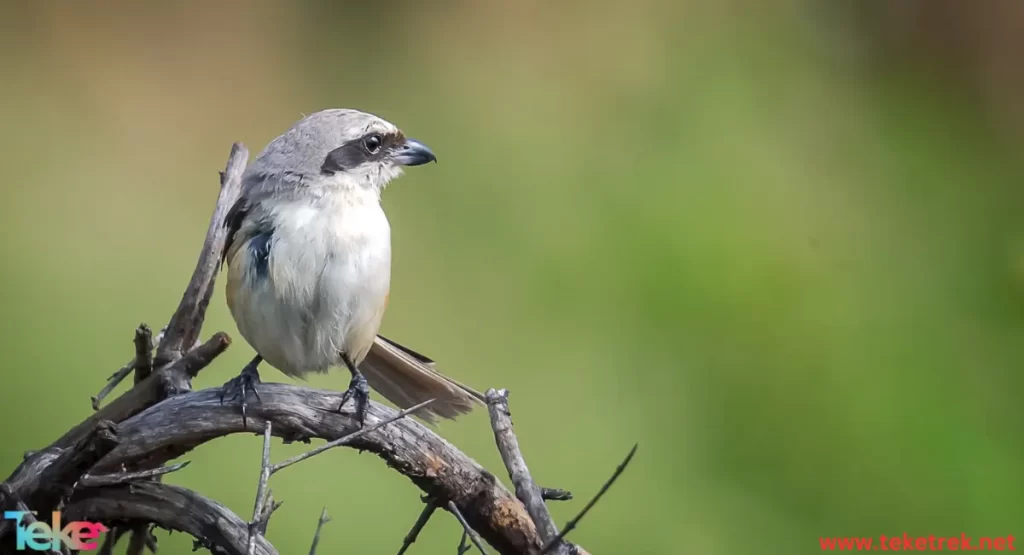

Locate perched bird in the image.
[220,109,483,425]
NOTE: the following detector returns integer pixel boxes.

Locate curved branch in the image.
[93,384,547,555]
[64,482,277,555]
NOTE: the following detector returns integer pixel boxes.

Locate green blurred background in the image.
[1,1,1022,553]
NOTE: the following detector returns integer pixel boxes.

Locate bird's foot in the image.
[219,360,262,427]
[337,372,370,428]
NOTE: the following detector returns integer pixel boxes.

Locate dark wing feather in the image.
[376,334,436,365]
[222,197,249,267]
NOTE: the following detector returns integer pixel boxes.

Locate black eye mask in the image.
[321,131,405,175]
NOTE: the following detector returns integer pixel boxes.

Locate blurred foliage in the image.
[1,1,1022,554]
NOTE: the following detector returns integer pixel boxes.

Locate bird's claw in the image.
[337,372,370,428]
[220,363,262,427]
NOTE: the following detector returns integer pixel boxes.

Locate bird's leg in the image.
[219,354,263,427]
[337,353,370,428]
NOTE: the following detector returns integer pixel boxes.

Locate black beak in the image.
[393,138,437,166]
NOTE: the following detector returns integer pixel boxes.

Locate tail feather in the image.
[359,335,484,423]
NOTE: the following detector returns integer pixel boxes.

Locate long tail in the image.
[359,335,485,423]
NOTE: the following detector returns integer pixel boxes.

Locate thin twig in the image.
[91,327,165,411]
[132,324,155,384]
[97,527,130,555]
[308,507,331,555]
[540,488,572,502]
[397,498,438,555]
[256,494,283,536]
[269,398,434,474]
[248,421,273,555]
[80,461,191,488]
[91,360,135,411]
[446,501,488,554]
[486,389,560,550]
[56,332,230,452]
[178,331,232,378]
[125,525,150,555]
[540,444,638,554]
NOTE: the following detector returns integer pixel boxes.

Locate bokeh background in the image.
[2,1,1023,553]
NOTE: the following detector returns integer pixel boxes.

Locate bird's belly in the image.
[304,240,391,370]
[227,201,391,377]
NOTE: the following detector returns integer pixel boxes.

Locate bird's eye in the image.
[363,134,382,154]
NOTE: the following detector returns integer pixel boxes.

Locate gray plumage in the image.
[223,109,482,422]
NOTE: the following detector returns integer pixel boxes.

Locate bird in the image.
[219,108,483,426]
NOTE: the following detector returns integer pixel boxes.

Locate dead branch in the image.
[86,385,550,553]
[92,360,135,411]
[540,444,638,554]
[133,324,155,384]
[63,482,277,555]
[80,460,191,488]
[0,420,119,535]
[308,508,331,555]
[486,388,563,553]
[458,531,472,555]
[156,143,248,365]
[52,141,247,451]
[448,500,489,554]
[540,489,572,502]
[397,498,438,555]
[91,325,164,411]
[248,422,274,554]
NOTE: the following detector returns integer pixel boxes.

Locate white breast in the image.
[228,192,392,377]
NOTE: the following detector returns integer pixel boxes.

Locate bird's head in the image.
[244,109,436,197]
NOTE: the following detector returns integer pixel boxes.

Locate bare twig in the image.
[540,488,572,502]
[486,389,561,552]
[248,422,274,555]
[133,324,155,384]
[156,142,248,364]
[269,398,434,474]
[308,507,331,555]
[540,443,638,554]
[125,525,150,555]
[256,494,283,536]
[92,326,166,411]
[128,327,164,555]
[98,527,130,555]
[55,331,231,452]
[184,333,233,379]
[447,501,488,554]
[91,360,135,411]
[80,461,191,488]
[397,498,438,555]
